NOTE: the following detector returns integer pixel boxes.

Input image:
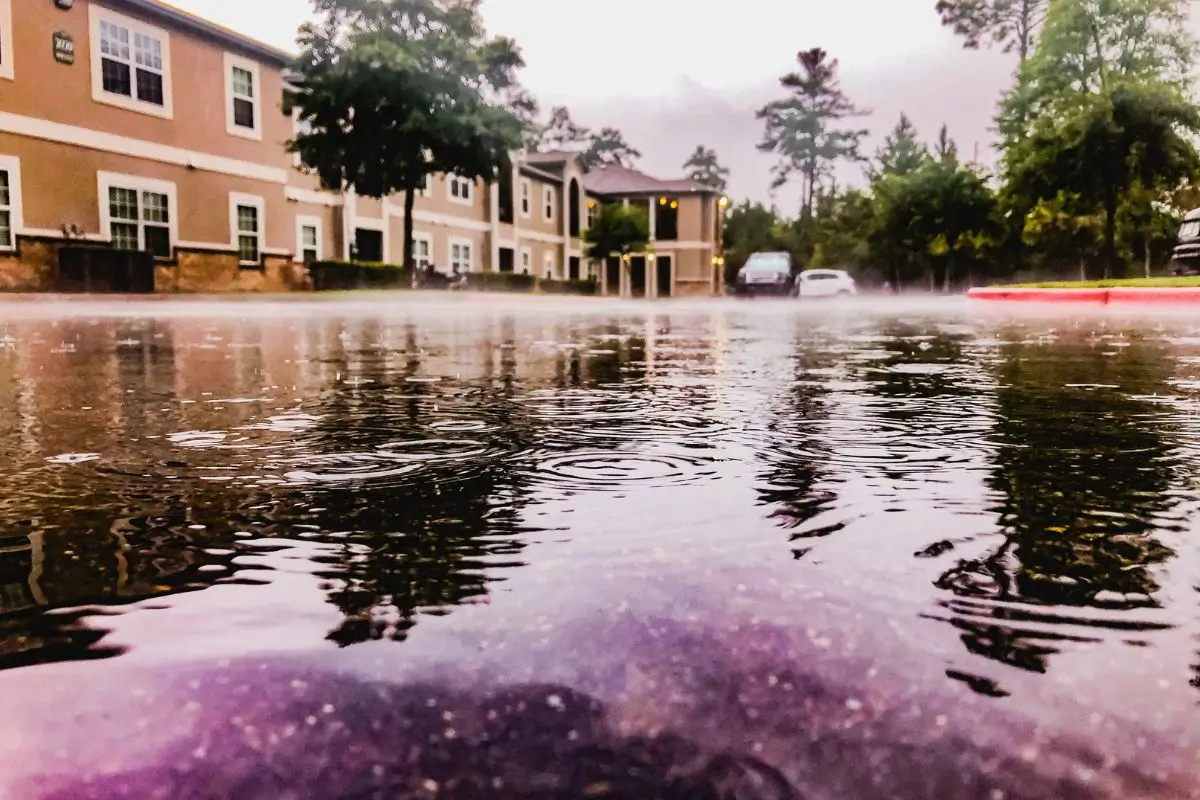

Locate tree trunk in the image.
[943,250,954,293]
[1144,242,1152,279]
[1102,190,1118,280]
[404,174,418,288]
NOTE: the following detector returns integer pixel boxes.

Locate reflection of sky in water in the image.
[2,298,1200,796]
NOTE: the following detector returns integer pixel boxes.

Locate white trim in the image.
[498,239,516,249]
[519,178,532,218]
[446,174,474,205]
[0,153,23,251]
[294,214,323,264]
[519,229,564,245]
[0,0,13,82]
[97,170,179,257]
[0,111,289,184]
[224,53,263,141]
[542,185,556,222]
[448,236,475,272]
[411,231,432,269]
[229,192,265,266]
[353,215,385,231]
[88,3,174,120]
[386,205,491,233]
[519,246,532,275]
[17,228,108,242]
[658,241,712,250]
[285,186,340,206]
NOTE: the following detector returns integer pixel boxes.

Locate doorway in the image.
[655,255,672,298]
[499,247,514,273]
[629,256,647,297]
[354,228,384,263]
[605,257,620,296]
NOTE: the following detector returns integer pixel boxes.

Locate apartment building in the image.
[0,0,724,296]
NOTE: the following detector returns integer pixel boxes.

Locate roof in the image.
[116,0,295,66]
[524,150,577,165]
[583,164,714,197]
[519,164,564,183]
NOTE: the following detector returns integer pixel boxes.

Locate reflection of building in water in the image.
[0,533,43,615]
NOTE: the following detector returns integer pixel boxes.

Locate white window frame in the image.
[97,171,177,258]
[229,192,265,267]
[0,154,22,252]
[447,174,473,205]
[0,0,14,82]
[519,246,532,274]
[543,250,556,279]
[413,174,431,198]
[519,179,532,217]
[291,109,311,169]
[294,215,323,264]
[88,4,174,119]
[352,215,387,263]
[225,53,263,141]
[543,185,556,222]
[448,237,474,272]
[411,232,432,269]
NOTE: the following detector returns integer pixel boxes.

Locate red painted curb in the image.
[967,287,1200,304]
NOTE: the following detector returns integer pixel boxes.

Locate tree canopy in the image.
[869,114,930,181]
[683,146,730,193]
[290,0,532,275]
[581,127,642,170]
[935,0,1049,62]
[756,48,869,218]
[584,203,650,260]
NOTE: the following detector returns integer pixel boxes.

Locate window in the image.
[587,199,600,228]
[543,251,556,279]
[225,54,262,139]
[90,6,172,117]
[230,193,264,267]
[412,234,431,269]
[449,239,473,272]
[0,155,21,251]
[543,186,556,221]
[519,247,532,275]
[98,173,174,258]
[0,0,14,81]
[520,179,531,217]
[447,175,473,204]
[295,216,322,264]
[414,174,431,197]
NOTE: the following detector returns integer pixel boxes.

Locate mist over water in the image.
[2,295,1200,798]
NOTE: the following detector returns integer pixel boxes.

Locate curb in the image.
[967,287,1200,304]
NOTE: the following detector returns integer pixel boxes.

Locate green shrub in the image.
[469,272,537,292]
[308,260,411,291]
[539,278,598,296]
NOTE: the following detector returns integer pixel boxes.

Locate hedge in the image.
[308,261,411,291]
[469,272,537,292]
[539,278,598,295]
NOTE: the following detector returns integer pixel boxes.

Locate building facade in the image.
[0,0,724,296]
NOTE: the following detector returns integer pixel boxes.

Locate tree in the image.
[756,48,869,218]
[722,201,791,285]
[935,0,1049,62]
[538,106,590,152]
[682,145,730,193]
[1008,83,1200,278]
[581,127,642,169]
[933,124,959,164]
[997,0,1196,144]
[1022,191,1104,279]
[584,203,650,260]
[290,0,531,280]
[868,113,930,181]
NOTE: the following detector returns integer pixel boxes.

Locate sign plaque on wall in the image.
[53,31,75,64]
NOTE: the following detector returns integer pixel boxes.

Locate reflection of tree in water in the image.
[308,317,544,646]
[754,334,837,555]
[936,335,1179,682]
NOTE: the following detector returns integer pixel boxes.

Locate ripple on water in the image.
[280,438,496,486]
[517,446,718,495]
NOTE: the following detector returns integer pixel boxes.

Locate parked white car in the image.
[796,269,857,299]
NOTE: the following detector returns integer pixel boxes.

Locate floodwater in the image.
[2,294,1200,798]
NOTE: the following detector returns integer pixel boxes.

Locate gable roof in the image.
[116,0,294,66]
[582,164,713,196]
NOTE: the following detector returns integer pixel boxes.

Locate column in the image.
[489,181,500,273]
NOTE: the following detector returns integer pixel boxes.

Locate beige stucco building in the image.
[0,0,724,296]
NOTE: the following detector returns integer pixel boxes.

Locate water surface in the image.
[2,295,1200,798]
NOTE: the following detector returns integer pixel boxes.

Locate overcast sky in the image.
[172,0,1190,211]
